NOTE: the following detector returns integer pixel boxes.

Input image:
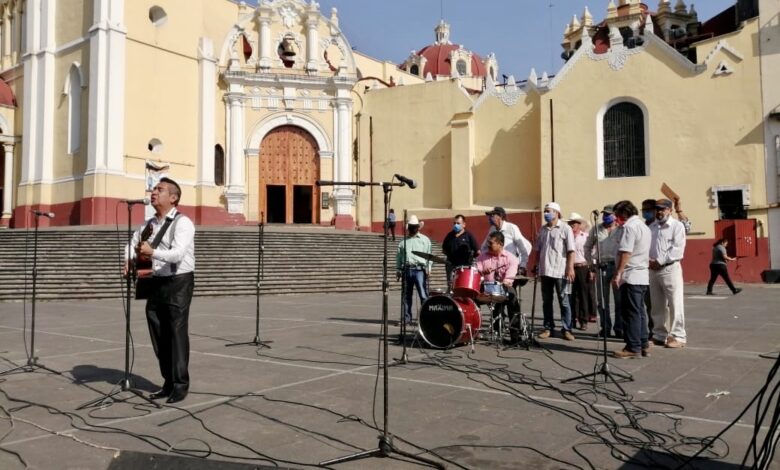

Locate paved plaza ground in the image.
[0,282,779,469]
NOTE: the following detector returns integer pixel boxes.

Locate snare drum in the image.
[476,281,508,304]
[452,266,482,298]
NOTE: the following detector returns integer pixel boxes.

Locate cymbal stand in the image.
[316,178,444,469]
[226,212,272,349]
[1,212,60,377]
[562,212,632,394]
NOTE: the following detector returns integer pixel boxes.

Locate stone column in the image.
[257,4,273,70]
[197,37,216,186]
[333,97,354,229]
[2,143,13,221]
[2,8,10,67]
[304,7,319,72]
[224,91,246,214]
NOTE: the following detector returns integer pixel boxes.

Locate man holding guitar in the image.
[125,177,195,404]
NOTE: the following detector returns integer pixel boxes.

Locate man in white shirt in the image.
[482,206,532,314]
[611,200,651,359]
[648,198,687,348]
[584,204,623,338]
[127,177,195,403]
[532,202,576,341]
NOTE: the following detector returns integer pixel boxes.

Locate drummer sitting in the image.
[476,232,521,342]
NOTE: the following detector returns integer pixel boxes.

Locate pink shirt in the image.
[573,230,589,264]
[476,250,519,287]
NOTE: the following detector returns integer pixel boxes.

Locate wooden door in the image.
[259,126,319,224]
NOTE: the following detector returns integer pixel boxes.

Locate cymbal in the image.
[412,250,447,264]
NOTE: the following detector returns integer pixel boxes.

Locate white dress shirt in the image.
[649,217,686,265]
[584,223,620,265]
[617,215,650,285]
[534,220,575,278]
[128,207,195,276]
[483,220,532,268]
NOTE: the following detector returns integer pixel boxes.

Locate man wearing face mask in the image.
[584,205,623,338]
[396,215,432,325]
[611,200,652,359]
[640,198,657,337]
[532,202,576,341]
[648,198,687,348]
[442,214,479,290]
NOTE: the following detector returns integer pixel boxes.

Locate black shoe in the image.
[166,391,187,404]
[733,288,742,295]
[706,291,714,295]
[149,389,171,400]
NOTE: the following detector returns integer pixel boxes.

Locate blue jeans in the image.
[598,262,623,335]
[540,276,573,332]
[620,283,648,353]
[403,268,428,323]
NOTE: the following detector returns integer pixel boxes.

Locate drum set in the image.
[412,251,534,350]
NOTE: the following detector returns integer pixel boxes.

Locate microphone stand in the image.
[562,211,632,394]
[225,212,272,349]
[1,212,60,376]
[77,202,160,409]
[317,179,444,469]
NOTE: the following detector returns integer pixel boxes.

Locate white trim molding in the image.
[246,111,332,153]
[709,184,751,208]
[596,96,650,180]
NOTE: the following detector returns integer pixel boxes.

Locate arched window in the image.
[214,144,225,186]
[409,64,419,76]
[67,65,82,154]
[456,59,467,76]
[603,102,645,178]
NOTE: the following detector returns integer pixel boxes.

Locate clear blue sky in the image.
[245,1,736,77]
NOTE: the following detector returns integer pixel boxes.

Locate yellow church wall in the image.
[54,0,91,45]
[542,19,766,238]
[124,0,236,63]
[358,80,473,226]
[472,91,542,211]
[123,41,199,190]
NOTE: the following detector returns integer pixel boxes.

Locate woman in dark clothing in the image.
[706,238,742,295]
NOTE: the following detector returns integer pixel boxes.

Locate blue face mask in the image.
[543,212,555,223]
[453,223,463,232]
[642,210,655,222]
[603,214,616,225]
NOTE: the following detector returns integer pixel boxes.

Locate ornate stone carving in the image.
[587,43,643,71]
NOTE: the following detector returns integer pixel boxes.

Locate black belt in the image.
[660,260,679,268]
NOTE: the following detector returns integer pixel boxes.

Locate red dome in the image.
[0,79,16,107]
[417,43,487,78]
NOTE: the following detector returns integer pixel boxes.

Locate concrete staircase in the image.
[0,227,447,301]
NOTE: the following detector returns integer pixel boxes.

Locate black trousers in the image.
[571,265,591,325]
[146,272,194,394]
[707,263,736,293]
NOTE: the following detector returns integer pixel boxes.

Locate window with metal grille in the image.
[603,102,645,178]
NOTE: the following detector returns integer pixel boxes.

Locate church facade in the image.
[0,0,777,282]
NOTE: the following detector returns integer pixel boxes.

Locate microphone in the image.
[315,180,333,186]
[32,210,54,218]
[394,174,417,189]
[121,197,150,205]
